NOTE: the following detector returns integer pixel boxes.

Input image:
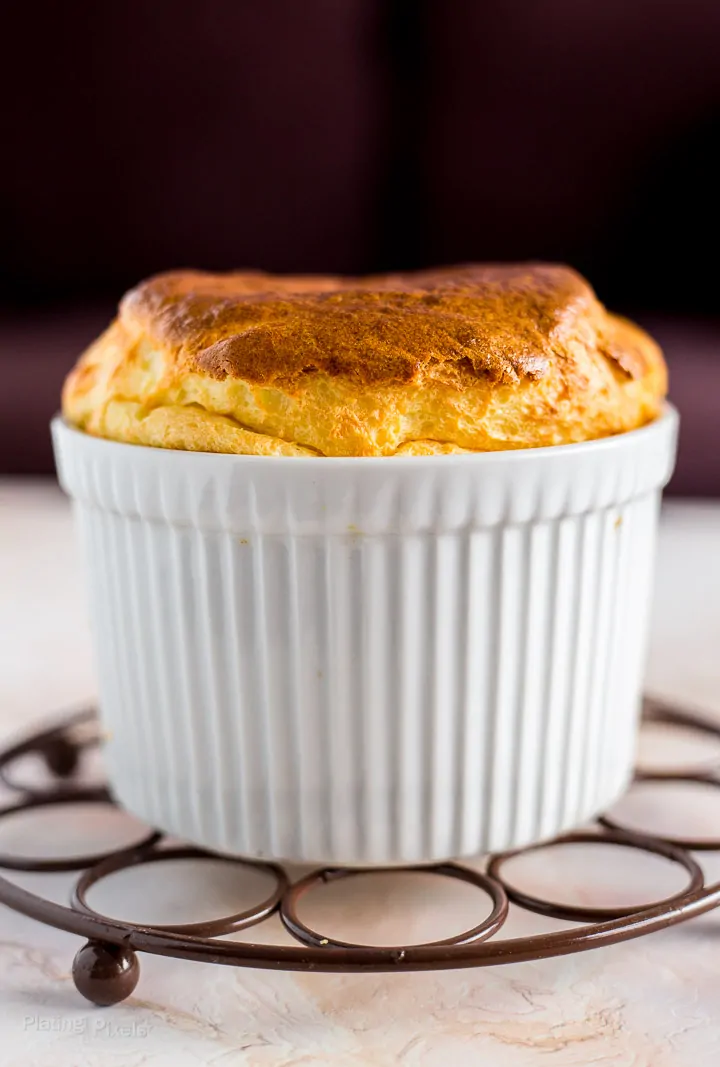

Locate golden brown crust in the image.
[62,264,668,457]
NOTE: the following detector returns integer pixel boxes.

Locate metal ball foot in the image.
[41,736,80,779]
[72,941,140,1006]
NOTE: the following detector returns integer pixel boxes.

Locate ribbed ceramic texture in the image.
[53,412,677,864]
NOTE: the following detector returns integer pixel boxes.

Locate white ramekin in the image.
[52,409,677,865]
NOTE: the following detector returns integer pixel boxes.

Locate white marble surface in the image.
[1,480,720,1067]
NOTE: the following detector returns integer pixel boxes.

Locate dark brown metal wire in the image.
[72,845,288,936]
[486,828,705,923]
[0,697,718,1006]
[280,864,509,949]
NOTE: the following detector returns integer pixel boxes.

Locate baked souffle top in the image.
[62,264,667,456]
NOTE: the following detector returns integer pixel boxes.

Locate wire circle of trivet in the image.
[486,829,705,923]
[72,844,288,936]
[281,864,509,950]
[0,697,719,1007]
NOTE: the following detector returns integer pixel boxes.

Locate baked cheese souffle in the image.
[62,264,666,457]
[54,263,676,866]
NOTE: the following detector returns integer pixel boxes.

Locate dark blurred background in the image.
[1,1,718,491]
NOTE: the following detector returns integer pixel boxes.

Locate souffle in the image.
[62,263,667,456]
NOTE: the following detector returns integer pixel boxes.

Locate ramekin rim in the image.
[51,403,677,468]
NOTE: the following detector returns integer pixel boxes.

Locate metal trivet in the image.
[1,698,719,1007]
